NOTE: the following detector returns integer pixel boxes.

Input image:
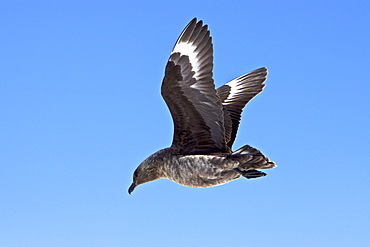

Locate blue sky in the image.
[1,1,369,246]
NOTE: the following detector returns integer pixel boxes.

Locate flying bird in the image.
[128,18,275,194]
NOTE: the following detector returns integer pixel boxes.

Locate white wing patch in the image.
[172,41,202,81]
[223,78,243,105]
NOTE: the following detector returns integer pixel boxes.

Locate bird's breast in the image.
[162,154,240,188]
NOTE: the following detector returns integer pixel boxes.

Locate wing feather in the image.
[162,18,229,154]
[217,67,267,148]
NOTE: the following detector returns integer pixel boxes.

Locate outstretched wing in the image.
[161,18,229,155]
[217,67,267,148]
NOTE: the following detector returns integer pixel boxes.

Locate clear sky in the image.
[1,1,369,246]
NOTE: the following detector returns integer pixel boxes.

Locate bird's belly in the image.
[165,155,240,188]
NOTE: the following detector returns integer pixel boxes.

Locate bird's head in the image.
[128,156,164,194]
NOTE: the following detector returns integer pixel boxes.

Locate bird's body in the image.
[129,18,276,194]
[135,145,275,190]
[138,148,240,188]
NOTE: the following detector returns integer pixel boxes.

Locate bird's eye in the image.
[134,170,139,178]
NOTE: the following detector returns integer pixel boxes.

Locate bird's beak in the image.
[128,183,136,194]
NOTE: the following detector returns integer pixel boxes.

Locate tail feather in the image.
[231,145,276,170]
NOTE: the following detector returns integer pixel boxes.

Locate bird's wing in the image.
[217,67,267,148]
[161,18,229,155]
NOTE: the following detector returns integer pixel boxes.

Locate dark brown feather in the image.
[217,67,267,148]
[161,19,229,154]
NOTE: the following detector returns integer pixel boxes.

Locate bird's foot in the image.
[234,169,266,179]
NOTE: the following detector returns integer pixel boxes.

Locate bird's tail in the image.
[231,145,276,178]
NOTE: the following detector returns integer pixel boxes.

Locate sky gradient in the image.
[1,1,369,246]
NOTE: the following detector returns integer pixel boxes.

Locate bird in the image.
[128,18,276,194]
